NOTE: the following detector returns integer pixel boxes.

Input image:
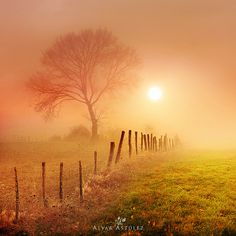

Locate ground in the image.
[0,141,235,235]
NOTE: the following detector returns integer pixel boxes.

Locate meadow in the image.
[0,139,235,235]
[98,150,236,235]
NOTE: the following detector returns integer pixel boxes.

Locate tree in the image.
[27,29,139,140]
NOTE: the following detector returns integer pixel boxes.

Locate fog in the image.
[1,0,236,148]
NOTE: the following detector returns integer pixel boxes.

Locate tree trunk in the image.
[87,103,98,141]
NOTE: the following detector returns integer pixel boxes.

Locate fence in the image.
[11,130,176,224]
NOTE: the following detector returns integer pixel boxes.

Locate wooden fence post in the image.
[153,136,155,151]
[144,134,147,151]
[135,131,138,155]
[156,137,158,152]
[159,136,162,151]
[94,151,97,174]
[141,132,143,151]
[172,139,175,149]
[14,167,19,224]
[115,131,125,164]
[59,162,63,201]
[79,160,83,202]
[150,133,153,151]
[42,162,46,207]
[153,136,157,152]
[147,134,150,151]
[128,130,132,158]
[107,142,115,168]
[164,134,167,152]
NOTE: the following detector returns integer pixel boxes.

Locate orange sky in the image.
[1,0,236,148]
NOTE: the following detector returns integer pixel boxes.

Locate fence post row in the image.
[11,129,177,218]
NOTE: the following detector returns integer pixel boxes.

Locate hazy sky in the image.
[1,0,236,148]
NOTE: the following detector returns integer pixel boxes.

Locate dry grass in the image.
[0,140,143,235]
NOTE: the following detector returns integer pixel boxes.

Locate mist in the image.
[1,0,236,149]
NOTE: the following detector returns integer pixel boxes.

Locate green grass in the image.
[98,151,236,235]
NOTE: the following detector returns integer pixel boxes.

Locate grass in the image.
[98,150,236,235]
[0,141,235,235]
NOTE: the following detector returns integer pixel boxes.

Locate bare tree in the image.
[27,29,139,140]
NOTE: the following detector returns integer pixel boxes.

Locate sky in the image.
[1,0,236,148]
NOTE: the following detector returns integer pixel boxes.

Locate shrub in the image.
[65,125,90,141]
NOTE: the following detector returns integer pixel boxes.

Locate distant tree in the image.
[49,135,62,142]
[65,125,90,141]
[27,29,139,140]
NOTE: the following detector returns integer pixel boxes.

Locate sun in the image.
[148,86,163,101]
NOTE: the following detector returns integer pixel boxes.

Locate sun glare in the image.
[148,86,163,101]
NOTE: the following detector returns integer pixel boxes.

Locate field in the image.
[0,140,235,235]
[99,150,236,235]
